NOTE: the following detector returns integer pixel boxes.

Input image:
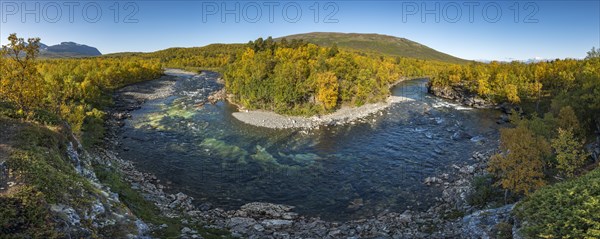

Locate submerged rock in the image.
[424,176,443,185]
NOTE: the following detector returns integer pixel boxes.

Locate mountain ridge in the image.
[38,41,102,58]
[277,32,469,64]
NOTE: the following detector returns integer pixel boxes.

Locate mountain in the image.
[36,42,49,50]
[278,32,468,64]
[39,42,102,58]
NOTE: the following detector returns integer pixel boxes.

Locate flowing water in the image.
[116,72,502,221]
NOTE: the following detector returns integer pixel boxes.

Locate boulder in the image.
[424,177,443,185]
[226,217,258,234]
[237,202,296,219]
[261,219,293,228]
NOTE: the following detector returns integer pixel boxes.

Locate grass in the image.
[0,189,59,238]
[0,114,96,237]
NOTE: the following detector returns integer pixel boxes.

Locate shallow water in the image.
[117,73,501,221]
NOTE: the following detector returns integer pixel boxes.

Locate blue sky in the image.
[1,0,598,61]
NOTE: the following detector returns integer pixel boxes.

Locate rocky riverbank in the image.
[98,69,521,238]
[427,83,528,126]
[232,78,416,129]
[232,95,414,129]
[98,136,519,238]
[427,84,493,109]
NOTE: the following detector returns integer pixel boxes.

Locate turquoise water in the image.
[117,74,501,220]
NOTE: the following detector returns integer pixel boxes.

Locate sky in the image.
[1,0,599,61]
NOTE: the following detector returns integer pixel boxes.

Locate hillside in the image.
[102,43,245,72]
[279,32,468,64]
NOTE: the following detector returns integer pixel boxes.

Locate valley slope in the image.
[279,32,469,64]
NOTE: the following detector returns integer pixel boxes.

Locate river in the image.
[115,71,502,221]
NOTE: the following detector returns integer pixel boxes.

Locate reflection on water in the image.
[117,76,501,221]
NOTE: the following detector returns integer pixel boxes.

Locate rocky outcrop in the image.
[208,88,227,104]
[461,204,515,239]
[63,138,148,238]
[427,84,526,125]
[427,84,492,108]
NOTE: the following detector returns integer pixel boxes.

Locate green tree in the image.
[557,106,582,136]
[586,47,600,59]
[328,44,339,57]
[551,128,588,178]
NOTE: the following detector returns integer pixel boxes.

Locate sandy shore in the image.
[232,95,414,129]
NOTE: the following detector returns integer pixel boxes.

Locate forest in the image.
[223,37,450,115]
[104,43,243,73]
[0,34,163,145]
[103,37,454,117]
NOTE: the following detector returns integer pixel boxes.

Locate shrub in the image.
[515,168,600,238]
[551,128,589,178]
[467,175,505,208]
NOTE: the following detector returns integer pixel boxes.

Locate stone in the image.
[238,202,294,219]
[113,112,131,120]
[261,219,293,228]
[135,219,150,235]
[452,131,472,140]
[459,165,476,175]
[181,227,193,234]
[199,202,212,211]
[50,204,81,226]
[227,217,257,234]
[397,211,413,224]
[272,231,291,239]
[281,212,298,220]
[252,223,265,232]
[328,229,342,237]
[462,204,515,239]
[424,177,443,185]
